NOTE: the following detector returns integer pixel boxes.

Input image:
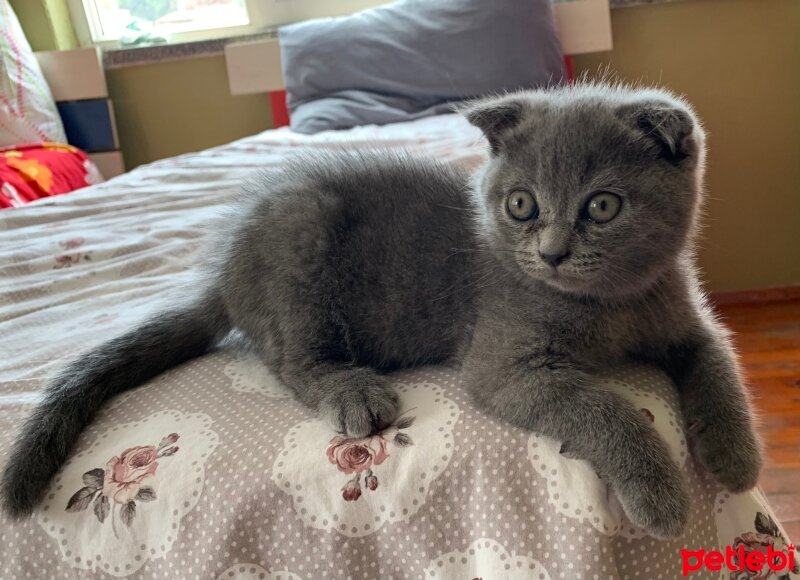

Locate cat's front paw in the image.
[616,456,690,539]
[690,415,762,492]
[320,374,399,438]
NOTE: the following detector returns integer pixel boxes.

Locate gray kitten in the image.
[1,84,761,539]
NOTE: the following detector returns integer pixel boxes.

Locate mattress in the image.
[0,115,797,580]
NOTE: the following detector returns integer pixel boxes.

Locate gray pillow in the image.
[279,0,564,134]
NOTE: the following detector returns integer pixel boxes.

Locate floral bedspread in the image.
[0,115,796,580]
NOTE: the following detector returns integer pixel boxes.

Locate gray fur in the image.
[1,84,761,540]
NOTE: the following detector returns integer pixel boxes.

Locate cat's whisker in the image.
[435,203,474,213]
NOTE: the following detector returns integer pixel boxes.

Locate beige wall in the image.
[105,56,272,169]
[9,0,77,51]
[573,0,800,291]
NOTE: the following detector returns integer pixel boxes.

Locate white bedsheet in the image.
[0,115,796,580]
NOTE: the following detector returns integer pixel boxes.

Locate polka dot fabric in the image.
[0,115,796,579]
[1,356,796,579]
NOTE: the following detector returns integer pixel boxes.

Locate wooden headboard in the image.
[225,0,613,127]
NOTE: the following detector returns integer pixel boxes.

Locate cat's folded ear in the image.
[618,100,701,164]
[460,96,527,155]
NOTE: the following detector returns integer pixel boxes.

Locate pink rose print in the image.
[53,252,92,269]
[102,445,159,504]
[91,313,119,326]
[326,435,389,475]
[59,237,85,250]
[66,433,180,537]
[326,413,415,502]
[342,479,362,502]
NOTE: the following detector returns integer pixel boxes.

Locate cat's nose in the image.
[539,250,570,268]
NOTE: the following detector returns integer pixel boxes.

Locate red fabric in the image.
[269,90,290,128]
[564,55,575,83]
[0,143,96,209]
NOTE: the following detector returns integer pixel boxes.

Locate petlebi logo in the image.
[681,512,798,577]
[681,545,796,577]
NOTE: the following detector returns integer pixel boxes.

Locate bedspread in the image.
[0,115,797,580]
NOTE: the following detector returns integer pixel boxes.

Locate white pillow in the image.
[0,0,67,147]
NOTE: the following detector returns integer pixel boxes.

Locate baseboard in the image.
[710,285,800,307]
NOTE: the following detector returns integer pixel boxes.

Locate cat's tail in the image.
[0,289,230,518]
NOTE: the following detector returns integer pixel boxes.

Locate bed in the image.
[0,113,797,580]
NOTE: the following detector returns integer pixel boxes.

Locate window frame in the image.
[66,0,269,47]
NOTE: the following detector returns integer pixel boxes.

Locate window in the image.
[68,0,391,47]
[69,0,263,45]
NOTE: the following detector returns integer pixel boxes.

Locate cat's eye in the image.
[584,192,622,223]
[506,190,538,221]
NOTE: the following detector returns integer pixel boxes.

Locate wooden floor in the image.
[715,297,800,542]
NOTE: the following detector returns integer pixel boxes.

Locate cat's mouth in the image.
[545,269,580,282]
[516,255,596,293]
[538,267,591,293]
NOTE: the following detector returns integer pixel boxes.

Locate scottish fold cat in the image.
[1,84,761,538]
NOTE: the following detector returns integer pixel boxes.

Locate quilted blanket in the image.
[0,115,796,580]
